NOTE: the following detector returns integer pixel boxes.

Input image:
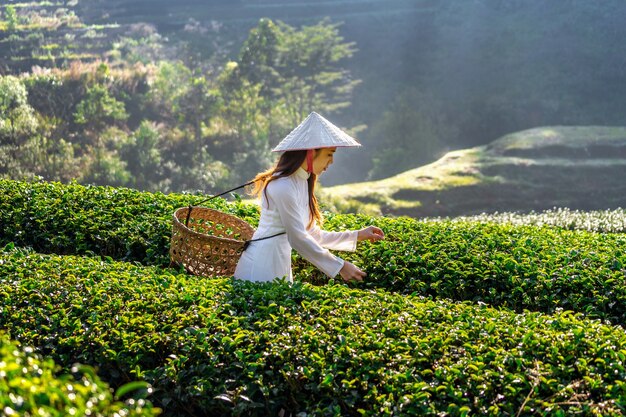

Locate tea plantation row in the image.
[2,179,626,324]
[2,247,626,416]
[431,207,626,233]
[0,179,260,267]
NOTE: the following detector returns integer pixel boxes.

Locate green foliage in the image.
[0,75,43,180]
[275,18,358,124]
[3,5,19,32]
[323,213,626,324]
[215,17,359,183]
[0,178,259,266]
[120,120,163,190]
[144,62,233,190]
[0,332,160,416]
[3,179,626,415]
[0,75,38,141]
[237,18,281,99]
[81,141,131,187]
[431,207,626,234]
[148,61,195,122]
[7,133,79,182]
[23,69,80,124]
[2,248,626,416]
[3,178,626,327]
[216,76,274,184]
[230,17,359,127]
[0,63,230,191]
[74,83,128,129]
[201,17,360,186]
[111,29,166,65]
[0,16,358,192]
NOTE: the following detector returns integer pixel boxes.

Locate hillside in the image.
[323,126,626,217]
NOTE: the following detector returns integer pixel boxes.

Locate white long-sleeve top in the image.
[234,167,358,282]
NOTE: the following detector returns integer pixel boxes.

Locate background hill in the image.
[323,126,626,218]
[74,0,626,185]
[3,0,626,190]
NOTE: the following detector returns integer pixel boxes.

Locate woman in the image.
[234,112,384,283]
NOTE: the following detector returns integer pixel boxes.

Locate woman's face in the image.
[312,147,337,175]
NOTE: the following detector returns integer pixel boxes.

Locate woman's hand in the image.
[339,227,384,282]
[339,260,366,282]
[357,226,385,242]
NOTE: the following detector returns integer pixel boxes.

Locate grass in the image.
[323,126,626,218]
[490,126,626,153]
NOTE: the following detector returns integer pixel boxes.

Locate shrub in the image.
[428,207,626,233]
[2,179,626,325]
[0,179,259,266]
[315,214,626,324]
[2,247,626,416]
[0,332,159,416]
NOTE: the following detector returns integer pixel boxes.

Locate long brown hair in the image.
[250,150,322,228]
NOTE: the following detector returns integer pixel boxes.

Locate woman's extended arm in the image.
[308,224,384,250]
[308,224,358,251]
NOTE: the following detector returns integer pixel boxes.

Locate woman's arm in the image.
[308,223,384,251]
[270,181,345,278]
[308,224,358,251]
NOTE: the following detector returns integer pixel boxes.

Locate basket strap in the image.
[185,181,255,226]
[242,232,286,252]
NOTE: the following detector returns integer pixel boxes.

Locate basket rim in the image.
[172,206,253,244]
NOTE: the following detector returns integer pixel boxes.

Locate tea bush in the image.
[2,247,626,416]
[2,179,626,324]
[0,332,160,416]
[428,207,626,233]
[319,214,626,324]
[0,179,259,266]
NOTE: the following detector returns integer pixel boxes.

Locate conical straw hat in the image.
[272,112,361,152]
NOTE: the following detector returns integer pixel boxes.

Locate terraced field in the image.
[325,126,626,218]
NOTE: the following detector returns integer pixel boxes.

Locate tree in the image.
[0,76,38,144]
[237,18,282,100]
[234,18,286,148]
[0,76,80,181]
[81,126,131,187]
[224,17,359,133]
[119,120,163,190]
[148,61,219,142]
[70,68,129,185]
[74,84,128,132]
[30,116,80,182]
[367,89,458,180]
[147,61,189,123]
[213,17,360,184]
[17,134,78,182]
[275,18,359,126]
[0,75,40,178]
[146,61,228,191]
[4,5,19,32]
[220,75,273,184]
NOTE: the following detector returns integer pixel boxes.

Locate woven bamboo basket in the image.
[170,206,254,277]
